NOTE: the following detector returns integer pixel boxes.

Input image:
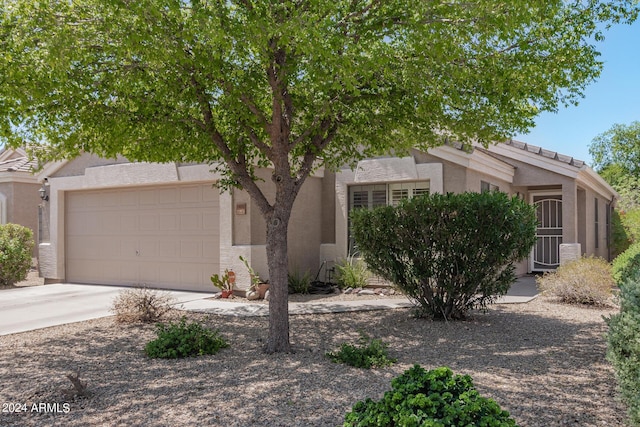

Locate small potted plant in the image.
[239,256,269,299]
[210,269,235,298]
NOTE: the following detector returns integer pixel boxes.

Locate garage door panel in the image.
[121,214,138,232]
[180,186,200,203]
[158,214,178,231]
[202,213,217,230]
[139,214,158,231]
[119,190,138,207]
[203,241,219,259]
[66,182,219,291]
[180,240,202,258]
[158,187,178,204]
[180,213,201,231]
[158,241,179,258]
[139,189,157,205]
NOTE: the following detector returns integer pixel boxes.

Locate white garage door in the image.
[65,183,219,292]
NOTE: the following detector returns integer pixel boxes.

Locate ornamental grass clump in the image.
[110,287,176,323]
[537,256,614,305]
[344,365,518,426]
[334,256,371,289]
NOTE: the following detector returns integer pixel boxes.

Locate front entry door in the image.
[532,195,563,271]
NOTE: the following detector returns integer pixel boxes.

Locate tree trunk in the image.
[264,202,294,353]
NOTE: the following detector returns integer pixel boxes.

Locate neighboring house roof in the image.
[0,147,41,183]
[0,156,38,173]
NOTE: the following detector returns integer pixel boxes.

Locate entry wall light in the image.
[39,181,49,201]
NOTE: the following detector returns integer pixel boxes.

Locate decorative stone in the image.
[264,290,270,301]
[358,289,375,295]
[246,290,260,301]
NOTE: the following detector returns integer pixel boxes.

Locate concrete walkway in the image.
[0,284,217,336]
[183,275,540,317]
[0,276,538,335]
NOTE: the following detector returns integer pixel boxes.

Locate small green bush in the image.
[344,365,518,426]
[0,223,34,286]
[613,242,640,286]
[537,256,614,305]
[334,256,371,289]
[145,317,229,359]
[606,273,640,426]
[351,191,537,320]
[327,332,396,369]
[288,269,312,294]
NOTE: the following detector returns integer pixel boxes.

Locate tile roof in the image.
[505,139,585,168]
[0,156,38,173]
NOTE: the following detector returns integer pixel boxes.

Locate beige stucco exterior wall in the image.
[230,168,324,281]
[578,186,613,259]
[0,181,41,256]
[50,153,130,177]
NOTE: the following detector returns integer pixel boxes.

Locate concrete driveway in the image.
[0,284,215,336]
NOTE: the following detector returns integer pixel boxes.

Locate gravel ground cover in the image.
[0,283,626,427]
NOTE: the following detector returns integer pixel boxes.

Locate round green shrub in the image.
[612,242,640,286]
[0,223,34,286]
[351,191,537,320]
[344,365,518,426]
[144,317,229,359]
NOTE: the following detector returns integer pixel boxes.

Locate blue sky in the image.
[513,19,640,167]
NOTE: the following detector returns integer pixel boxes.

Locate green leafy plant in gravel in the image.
[612,242,640,286]
[334,256,371,289]
[606,272,640,426]
[327,332,396,369]
[145,317,229,359]
[344,365,518,427]
[0,223,34,286]
[288,269,312,294]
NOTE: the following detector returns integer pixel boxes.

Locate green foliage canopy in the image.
[589,122,640,248]
[1,1,637,179]
[590,121,640,180]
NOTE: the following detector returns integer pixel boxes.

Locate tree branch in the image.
[190,74,272,212]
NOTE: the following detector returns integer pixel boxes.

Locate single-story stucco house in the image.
[0,147,45,255]
[35,140,616,292]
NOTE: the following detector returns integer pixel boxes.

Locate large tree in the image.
[1,1,637,352]
[590,121,640,247]
[590,121,640,180]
